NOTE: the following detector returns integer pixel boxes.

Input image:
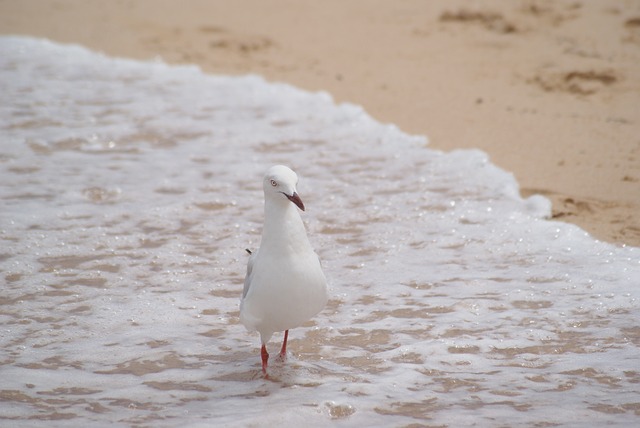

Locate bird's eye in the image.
[270,179,278,187]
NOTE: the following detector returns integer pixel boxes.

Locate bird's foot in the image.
[278,330,289,361]
[261,344,269,377]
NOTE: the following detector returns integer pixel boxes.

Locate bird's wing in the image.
[242,250,257,299]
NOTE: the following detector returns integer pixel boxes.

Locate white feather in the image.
[240,165,328,345]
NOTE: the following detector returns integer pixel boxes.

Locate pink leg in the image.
[279,330,289,359]
[261,344,269,375]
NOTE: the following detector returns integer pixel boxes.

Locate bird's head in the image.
[263,165,305,211]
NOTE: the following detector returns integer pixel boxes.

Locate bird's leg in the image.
[261,344,269,375]
[279,330,289,359]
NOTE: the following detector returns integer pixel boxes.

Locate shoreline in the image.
[1,0,638,246]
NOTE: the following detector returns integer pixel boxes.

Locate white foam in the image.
[0,36,638,427]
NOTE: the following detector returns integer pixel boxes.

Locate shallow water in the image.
[0,37,638,427]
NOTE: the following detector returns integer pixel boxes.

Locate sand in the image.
[1,0,638,246]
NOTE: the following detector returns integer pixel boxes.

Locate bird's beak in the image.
[286,192,305,211]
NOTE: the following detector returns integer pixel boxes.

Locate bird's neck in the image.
[261,199,310,253]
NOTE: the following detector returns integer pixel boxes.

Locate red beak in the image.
[286,192,305,211]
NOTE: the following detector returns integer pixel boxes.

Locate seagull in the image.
[240,165,328,376]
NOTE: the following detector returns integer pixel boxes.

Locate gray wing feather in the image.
[242,250,256,299]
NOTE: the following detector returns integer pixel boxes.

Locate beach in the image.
[2,5,640,426]
[1,0,639,246]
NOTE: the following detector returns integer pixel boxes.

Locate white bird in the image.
[240,165,328,376]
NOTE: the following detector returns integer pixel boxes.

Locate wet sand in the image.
[1,0,639,246]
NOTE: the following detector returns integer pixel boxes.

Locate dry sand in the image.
[1,0,639,246]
